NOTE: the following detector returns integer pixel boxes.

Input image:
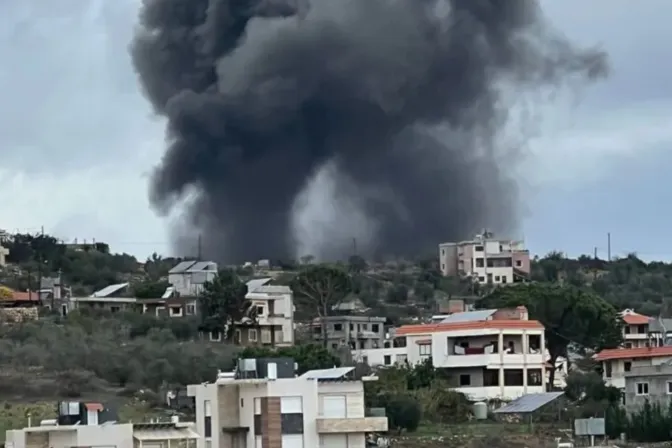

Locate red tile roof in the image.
[595,346,672,361]
[0,287,38,302]
[396,320,544,336]
[622,313,650,325]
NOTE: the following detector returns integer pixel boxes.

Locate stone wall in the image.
[0,307,39,323]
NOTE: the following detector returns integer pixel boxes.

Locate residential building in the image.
[187,358,387,448]
[595,346,672,389]
[0,241,8,267]
[233,279,295,347]
[5,400,198,448]
[352,307,546,400]
[0,287,40,322]
[68,283,198,318]
[621,309,652,348]
[169,261,218,297]
[311,316,387,350]
[438,232,530,284]
[623,363,672,414]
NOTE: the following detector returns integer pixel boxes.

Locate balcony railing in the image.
[316,409,388,434]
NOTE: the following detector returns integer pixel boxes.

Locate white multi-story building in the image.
[241,279,295,347]
[168,261,219,297]
[620,309,653,348]
[596,346,672,389]
[352,307,547,400]
[188,360,387,448]
[438,232,530,284]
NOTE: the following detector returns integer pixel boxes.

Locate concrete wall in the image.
[7,424,133,448]
[625,365,672,414]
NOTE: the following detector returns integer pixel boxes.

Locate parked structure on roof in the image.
[438,231,530,284]
[168,261,218,297]
[188,357,387,448]
[353,306,548,401]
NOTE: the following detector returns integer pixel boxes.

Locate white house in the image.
[352,307,547,401]
[188,362,387,448]
[237,278,295,347]
[596,346,672,389]
[168,261,218,297]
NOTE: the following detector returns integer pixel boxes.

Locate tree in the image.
[198,270,253,339]
[385,394,422,434]
[0,286,12,301]
[291,265,351,346]
[480,283,623,387]
[348,255,367,274]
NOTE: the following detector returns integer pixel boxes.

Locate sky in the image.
[0,0,670,261]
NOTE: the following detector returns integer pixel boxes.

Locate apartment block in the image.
[311,316,387,350]
[187,358,387,448]
[596,346,672,389]
[352,307,547,401]
[438,232,530,284]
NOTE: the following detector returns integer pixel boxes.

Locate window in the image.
[459,374,471,386]
[636,382,649,396]
[475,245,484,252]
[478,276,485,282]
[419,344,432,356]
[333,323,342,331]
[476,258,484,267]
[501,276,507,284]
[442,264,445,270]
[249,329,258,342]
[384,355,391,365]
[396,354,407,364]
[624,326,631,334]
[494,276,500,282]
[110,306,120,313]
[638,324,648,334]
[625,342,633,349]
[350,324,354,331]
[624,361,632,372]
[313,326,321,334]
[527,369,542,386]
[515,260,522,267]
[332,343,338,349]
[441,249,445,255]
[667,382,672,395]
[170,306,182,316]
[256,305,264,316]
[204,400,212,438]
[487,273,493,283]
[605,361,612,378]
[186,304,196,315]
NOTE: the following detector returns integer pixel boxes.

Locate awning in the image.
[134,428,200,441]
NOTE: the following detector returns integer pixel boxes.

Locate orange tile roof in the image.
[595,346,672,361]
[622,313,650,325]
[396,319,543,336]
[0,287,38,302]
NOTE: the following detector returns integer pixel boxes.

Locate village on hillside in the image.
[0,231,671,447]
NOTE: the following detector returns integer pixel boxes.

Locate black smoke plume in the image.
[131,0,606,263]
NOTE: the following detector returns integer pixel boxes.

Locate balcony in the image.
[436,352,544,369]
[316,417,388,434]
[316,408,387,434]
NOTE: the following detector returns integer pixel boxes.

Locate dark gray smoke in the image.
[131,0,606,263]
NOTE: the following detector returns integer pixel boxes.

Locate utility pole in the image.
[607,232,612,262]
[197,234,202,261]
[593,246,598,281]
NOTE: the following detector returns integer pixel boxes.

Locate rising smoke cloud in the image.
[130,0,607,263]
